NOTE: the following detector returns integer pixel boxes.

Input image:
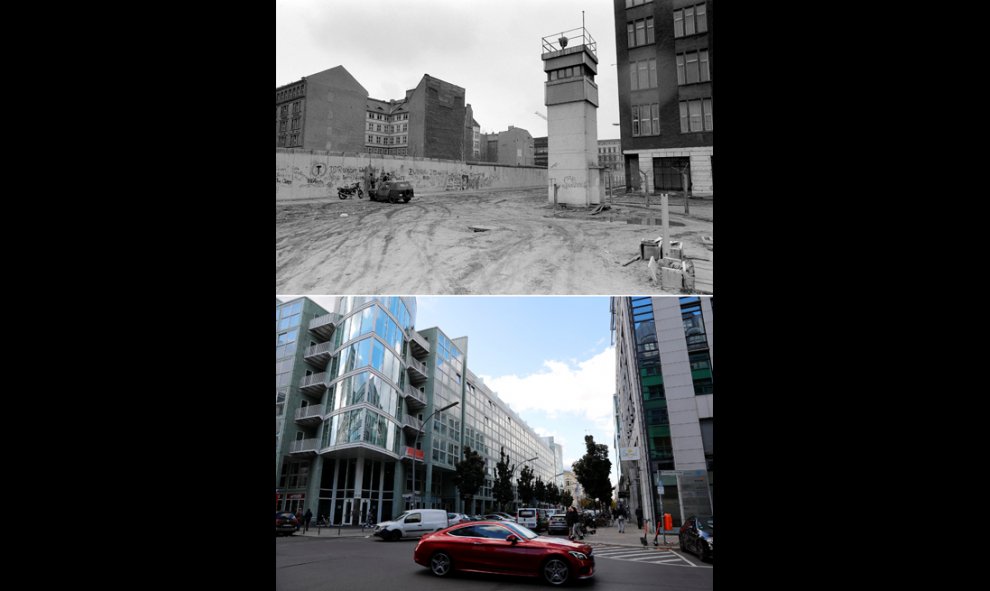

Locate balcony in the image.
[406,357,428,384]
[401,414,424,435]
[404,384,426,409]
[294,404,324,426]
[406,328,431,359]
[309,313,342,340]
[299,372,327,394]
[289,438,320,456]
[303,341,334,367]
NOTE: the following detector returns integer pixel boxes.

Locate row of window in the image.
[632,103,661,137]
[277,133,301,148]
[630,58,658,90]
[278,118,302,133]
[676,50,710,85]
[368,112,408,122]
[624,0,652,7]
[368,122,408,133]
[680,99,713,133]
[367,135,407,145]
[627,17,655,48]
[674,4,708,38]
[630,99,713,135]
[548,65,592,82]
[276,85,304,103]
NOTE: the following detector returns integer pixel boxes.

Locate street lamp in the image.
[411,401,459,510]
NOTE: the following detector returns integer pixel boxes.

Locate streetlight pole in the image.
[411,401,459,510]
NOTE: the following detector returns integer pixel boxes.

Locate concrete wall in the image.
[546,101,602,206]
[276,149,548,201]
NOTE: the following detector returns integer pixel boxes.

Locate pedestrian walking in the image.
[565,506,582,541]
[635,506,643,530]
[617,505,626,533]
[295,508,304,532]
[304,508,313,532]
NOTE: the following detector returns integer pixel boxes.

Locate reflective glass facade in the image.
[276,296,562,525]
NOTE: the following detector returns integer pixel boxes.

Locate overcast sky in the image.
[276,0,621,140]
[281,295,619,480]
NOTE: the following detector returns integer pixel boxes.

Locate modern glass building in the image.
[611,296,713,528]
[275,296,563,524]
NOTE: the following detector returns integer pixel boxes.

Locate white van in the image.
[516,507,539,530]
[373,509,449,541]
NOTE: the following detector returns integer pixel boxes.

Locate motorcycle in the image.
[337,182,363,200]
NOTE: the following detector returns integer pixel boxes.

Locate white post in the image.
[661,193,670,259]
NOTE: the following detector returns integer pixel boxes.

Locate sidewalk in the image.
[287,521,680,549]
[292,524,376,539]
[583,522,680,550]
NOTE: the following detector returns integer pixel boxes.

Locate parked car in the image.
[413,520,595,586]
[275,511,299,536]
[369,180,414,203]
[547,514,569,536]
[447,512,472,525]
[679,515,713,562]
[516,508,539,530]
[483,513,515,522]
[374,509,449,541]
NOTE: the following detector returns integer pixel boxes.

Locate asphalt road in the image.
[275,535,713,591]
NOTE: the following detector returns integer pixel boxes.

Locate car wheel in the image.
[697,540,707,562]
[403,195,411,203]
[388,193,397,204]
[543,557,570,586]
[389,530,401,542]
[679,536,686,551]
[430,552,452,577]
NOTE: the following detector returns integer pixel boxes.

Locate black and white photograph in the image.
[276,0,713,295]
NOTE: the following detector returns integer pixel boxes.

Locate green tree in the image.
[453,446,486,512]
[493,447,516,511]
[517,465,535,505]
[572,435,613,511]
[546,482,560,506]
[534,477,546,505]
[561,489,573,508]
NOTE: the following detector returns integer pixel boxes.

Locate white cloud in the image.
[479,347,616,473]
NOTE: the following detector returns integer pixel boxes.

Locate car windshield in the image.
[502,522,538,540]
[698,516,714,531]
[392,512,409,522]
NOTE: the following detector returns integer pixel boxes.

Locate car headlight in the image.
[568,551,588,560]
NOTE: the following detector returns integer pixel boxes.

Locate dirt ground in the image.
[276,188,713,295]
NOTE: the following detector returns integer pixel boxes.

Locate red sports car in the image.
[413,520,594,586]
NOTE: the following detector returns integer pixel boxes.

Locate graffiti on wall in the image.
[277,152,545,199]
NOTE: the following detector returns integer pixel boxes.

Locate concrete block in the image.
[661,267,684,291]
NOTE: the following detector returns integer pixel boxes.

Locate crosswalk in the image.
[589,543,697,567]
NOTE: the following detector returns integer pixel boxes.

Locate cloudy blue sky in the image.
[276,0,622,140]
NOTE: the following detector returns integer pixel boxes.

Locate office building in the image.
[275,296,562,524]
[611,296,713,528]
[613,0,713,195]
